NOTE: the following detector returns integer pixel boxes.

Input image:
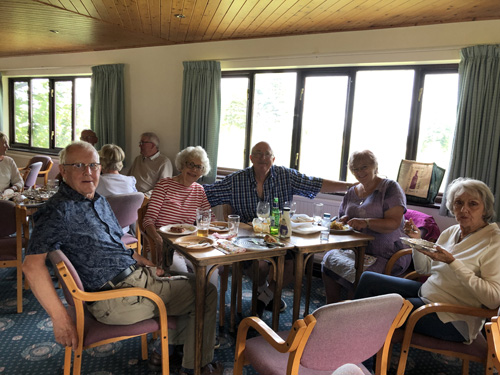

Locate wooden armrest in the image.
[401,302,498,348]
[384,248,412,275]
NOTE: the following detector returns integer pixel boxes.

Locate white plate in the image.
[174,235,215,250]
[291,223,328,235]
[209,221,230,232]
[400,237,437,252]
[330,225,354,234]
[158,224,197,236]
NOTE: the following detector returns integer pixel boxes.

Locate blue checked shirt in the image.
[26,182,136,291]
[204,165,323,223]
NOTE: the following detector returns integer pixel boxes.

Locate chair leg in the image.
[73,346,83,375]
[63,347,72,375]
[462,359,469,375]
[219,265,229,328]
[141,334,148,360]
[396,343,410,375]
[17,266,23,313]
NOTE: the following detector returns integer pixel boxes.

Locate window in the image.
[9,76,91,153]
[219,65,458,193]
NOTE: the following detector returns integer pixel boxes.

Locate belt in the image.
[98,264,138,291]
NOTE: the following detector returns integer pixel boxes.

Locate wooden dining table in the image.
[158,223,291,375]
[287,230,375,322]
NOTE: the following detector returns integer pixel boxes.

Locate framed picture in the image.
[397,160,445,204]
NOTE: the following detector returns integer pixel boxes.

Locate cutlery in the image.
[215,247,230,255]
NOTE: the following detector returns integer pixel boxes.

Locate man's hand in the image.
[52,312,79,349]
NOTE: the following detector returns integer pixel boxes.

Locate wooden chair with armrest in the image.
[18,155,53,186]
[0,201,29,313]
[234,294,412,375]
[394,302,498,375]
[47,250,173,375]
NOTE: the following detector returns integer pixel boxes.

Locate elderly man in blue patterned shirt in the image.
[23,141,222,375]
[204,141,352,316]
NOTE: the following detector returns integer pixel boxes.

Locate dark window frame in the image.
[8,75,90,155]
[220,64,458,180]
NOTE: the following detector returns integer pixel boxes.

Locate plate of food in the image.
[209,221,230,232]
[158,224,197,236]
[400,237,437,252]
[330,221,354,234]
[174,235,215,250]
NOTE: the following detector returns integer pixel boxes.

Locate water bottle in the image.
[279,207,292,238]
[270,197,280,236]
[320,213,331,241]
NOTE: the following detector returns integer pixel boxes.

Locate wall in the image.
[2,19,500,220]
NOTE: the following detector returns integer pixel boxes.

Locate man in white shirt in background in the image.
[128,132,173,195]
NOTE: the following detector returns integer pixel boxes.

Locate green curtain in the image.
[0,72,3,131]
[180,61,221,184]
[440,45,500,218]
[90,64,125,150]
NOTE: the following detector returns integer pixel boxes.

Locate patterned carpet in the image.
[0,266,487,375]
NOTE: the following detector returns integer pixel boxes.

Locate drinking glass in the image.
[313,202,324,225]
[228,215,240,237]
[284,200,297,218]
[256,201,270,236]
[196,208,211,237]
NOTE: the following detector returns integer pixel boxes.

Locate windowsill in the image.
[8,147,60,157]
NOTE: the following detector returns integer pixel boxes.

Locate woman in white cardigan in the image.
[354,177,500,344]
[0,132,23,194]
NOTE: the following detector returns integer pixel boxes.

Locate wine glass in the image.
[256,201,270,236]
[284,200,297,219]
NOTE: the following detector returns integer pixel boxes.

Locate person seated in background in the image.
[22,141,222,375]
[143,146,213,268]
[355,177,500,346]
[204,141,353,316]
[0,131,24,194]
[404,208,441,242]
[80,129,98,146]
[322,150,409,303]
[128,132,173,195]
[96,144,137,197]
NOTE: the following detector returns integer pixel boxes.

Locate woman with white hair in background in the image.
[96,144,137,197]
[0,131,23,194]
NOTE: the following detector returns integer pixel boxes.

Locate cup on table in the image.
[313,202,324,225]
[196,208,211,237]
[228,215,240,237]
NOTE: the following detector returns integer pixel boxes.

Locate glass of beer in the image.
[196,208,211,237]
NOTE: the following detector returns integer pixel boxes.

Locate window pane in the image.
[75,78,91,137]
[348,70,415,181]
[417,73,459,191]
[32,79,50,148]
[217,77,248,169]
[54,81,73,149]
[13,82,29,144]
[300,76,348,179]
[251,73,296,167]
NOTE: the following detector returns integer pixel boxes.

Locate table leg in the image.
[304,254,314,317]
[353,246,366,288]
[272,255,284,331]
[251,260,259,315]
[230,262,238,333]
[194,265,207,375]
[293,252,304,322]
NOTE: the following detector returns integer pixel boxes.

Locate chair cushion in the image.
[0,238,18,260]
[392,328,488,359]
[67,306,176,347]
[121,233,138,246]
[244,332,371,375]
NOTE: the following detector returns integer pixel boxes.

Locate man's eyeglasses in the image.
[63,163,101,171]
[252,152,273,159]
[139,141,154,146]
[185,161,205,171]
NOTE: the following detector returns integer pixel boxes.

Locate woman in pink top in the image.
[143,146,212,265]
